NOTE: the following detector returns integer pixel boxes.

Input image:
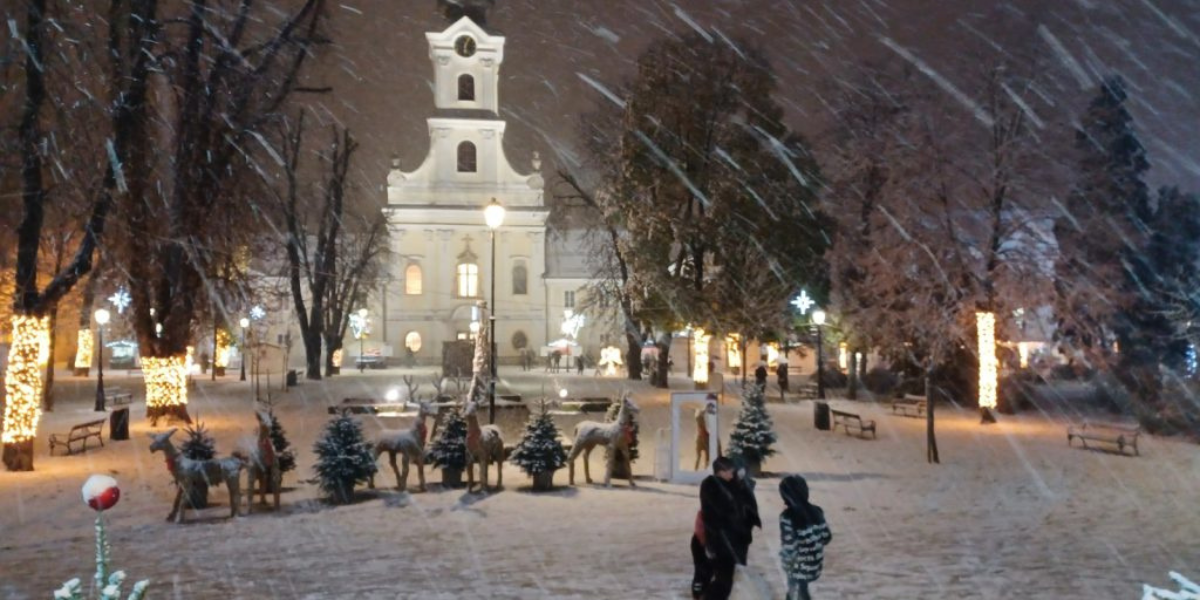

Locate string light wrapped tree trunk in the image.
[976,311,999,424]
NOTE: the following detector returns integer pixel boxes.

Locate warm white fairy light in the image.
[693,328,711,385]
[2,315,50,444]
[726,334,742,370]
[214,329,231,368]
[1017,341,1030,369]
[976,311,998,410]
[332,349,344,368]
[75,329,95,371]
[185,346,195,373]
[143,355,188,410]
[838,342,848,371]
[599,345,624,376]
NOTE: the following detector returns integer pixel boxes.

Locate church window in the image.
[457,141,477,173]
[458,74,476,101]
[512,261,528,295]
[564,290,575,308]
[457,262,479,297]
[405,264,423,295]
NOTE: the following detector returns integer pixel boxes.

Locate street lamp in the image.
[484,197,506,424]
[93,309,110,412]
[239,317,249,381]
[357,308,369,373]
[812,309,827,400]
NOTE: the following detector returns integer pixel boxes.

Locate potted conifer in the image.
[427,408,468,487]
[510,401,568,491]
[179,421,216,508]
[727,385,777,477]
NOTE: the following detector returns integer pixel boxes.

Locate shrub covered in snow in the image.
[727,385,777,470]
[510,403,568,477]
[313,414,377,504]
[427,407,469,471]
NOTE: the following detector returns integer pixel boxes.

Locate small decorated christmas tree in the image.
[313,414,377,504]
[179,420,215,507]
[427,407,469,486]
[54,475,149,600]
[267,411,297,474]
[727,385,777,475]
[510,401,568,490]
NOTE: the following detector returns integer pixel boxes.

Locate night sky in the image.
[307,0,1199,206]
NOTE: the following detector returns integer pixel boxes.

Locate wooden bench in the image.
[795,384,818,400]
[830,409,876,439]
[328,397,408,415]
[1068,422,1141,456]
[558,397,613,414]
[891,395,927,417]
[49,419,107,456]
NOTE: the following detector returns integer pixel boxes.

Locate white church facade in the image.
[373,16,617,367]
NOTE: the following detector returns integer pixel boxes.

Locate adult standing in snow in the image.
[754,362,768,389]
[776,361,789,393]
[778,474,832,600]
[695,457,761,599]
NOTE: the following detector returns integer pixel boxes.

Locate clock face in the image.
[455,35,476,58]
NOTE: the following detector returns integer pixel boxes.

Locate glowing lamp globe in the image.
[558,388,569,399]
[484,198,506,230]
[385,388,399,402]
[94,308,110,326]
[82,474,120,512]
[239,317,250,329]
[812,310,827,326]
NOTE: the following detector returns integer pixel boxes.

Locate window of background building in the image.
[457,74,475,101]
[405,264,423,295]
[564,290,575,308]
[457,141,477,172]
[457,262,479,297]
[512,261,528,295]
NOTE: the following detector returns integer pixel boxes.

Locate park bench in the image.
[49,418,107,456]
[891,394,927,417]
[105,388,132,408]
[830,409,876,439]
[329,397,408,415]
[1067,422,1141,456]
[795,384,818,400]
[558,397,613,414]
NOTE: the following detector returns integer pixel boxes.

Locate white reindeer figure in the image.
[568,394,639,488]
[148,429,246,523]
[243,410,281,513]
[464,399,505,493]
[368,400,434,492]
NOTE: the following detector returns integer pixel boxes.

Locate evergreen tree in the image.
[727,385,777,468]
[313,414,376,504]
[268,411,297,473]
[180,421,215,460]
[510,403,568,476]
[427,408,469,471]
[605,400,639,462]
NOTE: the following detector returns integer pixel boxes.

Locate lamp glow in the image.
[812,310,827,326]
[94,308,110,325]
[74,329,94,372]
[693,328,711,385]
[239,317,250,329]
[484,197,506,230]
[599,345,624,376]
[976,311,998,411]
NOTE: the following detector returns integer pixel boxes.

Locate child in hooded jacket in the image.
[778,474,832,600]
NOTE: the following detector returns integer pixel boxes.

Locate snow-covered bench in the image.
[1068,422,1140,456]
[830,409,876,439]
[49,419,107,456]
[891,395,927,417]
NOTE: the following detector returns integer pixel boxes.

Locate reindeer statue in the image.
[463,398,505,492]
[368,400,434,492]
[148,429,246,523]
[568,394,639,488]
[242,411,281,513]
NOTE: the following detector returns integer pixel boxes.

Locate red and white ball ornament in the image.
[82,474,121,512]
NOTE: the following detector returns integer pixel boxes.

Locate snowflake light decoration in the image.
[349,312,370,340]
[249,305,266,321]
[790,290,814,314]
[108,288,132,314]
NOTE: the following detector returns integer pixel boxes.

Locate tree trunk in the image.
[624,331,642,381]
[654,334,671,389]
[2,315,50,471]
[324,340,343,378]
[143,354,192,426]
[925,369,939,464]
[304,331,323,380]
[43,305,58,412]
[847,346,859,400]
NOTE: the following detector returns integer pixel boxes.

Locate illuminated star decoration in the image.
[791,290,815,314]
[108,287,132,314]
[250,305,266,321]
[349,312,369,340]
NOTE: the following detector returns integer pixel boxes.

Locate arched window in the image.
[457,141,477,173]
[457,74,476,101]
[456,262,479,297]
[404,264,422,295]
[512,261,528,296]
[404,331,422,353]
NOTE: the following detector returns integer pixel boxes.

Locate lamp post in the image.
[239,317,249,381]
[812,309,827,400]
[357,308,368,373]
[93,309,110,412]
[484,198,506,424]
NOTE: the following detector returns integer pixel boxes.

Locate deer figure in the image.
[401,375,421,402]
[693,400,723,471]
[243,411,281,513]
[568,394,639,488]
[368,400,433,492]
[463,399,505,493]
[148,429,245,523]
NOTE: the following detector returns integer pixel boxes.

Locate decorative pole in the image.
[484,198,506,425]
[239,317,249,382]
[94,309,110,412]
[813,309,827,400]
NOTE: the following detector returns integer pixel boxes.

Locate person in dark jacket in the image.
[754,362,768,389]
[779,474,832,600]
[695,457,761,599]
[776,361,789,392]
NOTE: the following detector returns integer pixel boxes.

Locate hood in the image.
[779,474,809,510]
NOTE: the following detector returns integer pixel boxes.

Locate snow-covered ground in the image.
[1,368,1197,599]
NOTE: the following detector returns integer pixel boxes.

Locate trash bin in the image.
[286,369,298,387]
[814,401,831,431]
[110,407,130,441]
